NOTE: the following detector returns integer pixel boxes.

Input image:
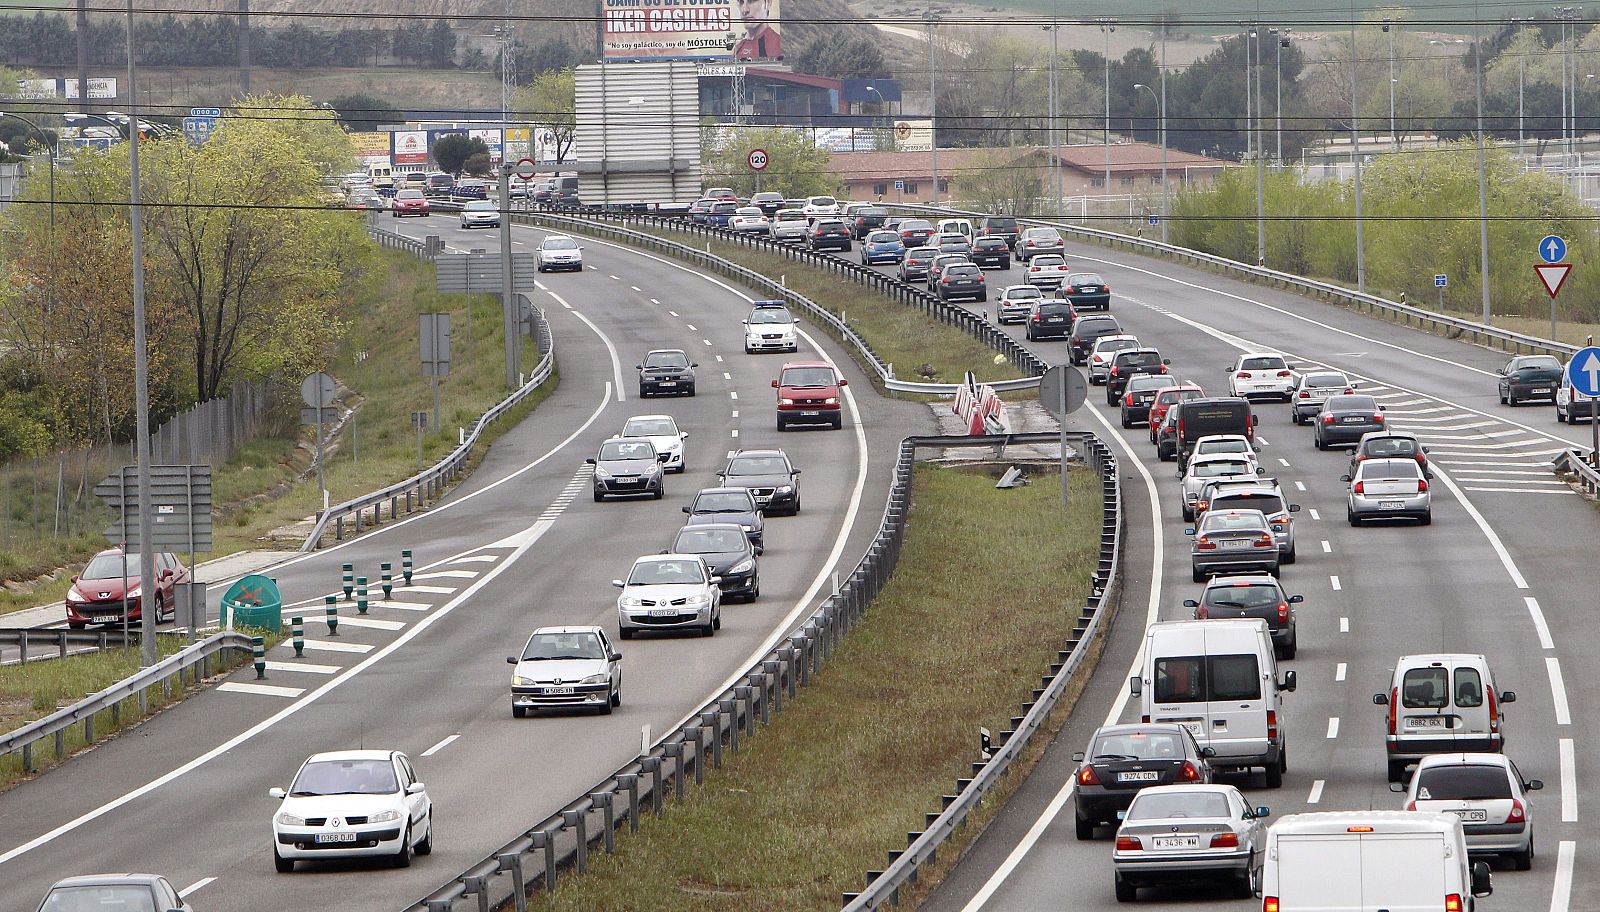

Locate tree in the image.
[431,134,488,175]
[427,21,455,68]
[512,69,575,163]
[328,93,399,133]
[952,149,1048,216]
[793,34,888,79]
[0,65,35,98]
[507,38,586,82]
[463,152,491,176]
[703,126,838,198]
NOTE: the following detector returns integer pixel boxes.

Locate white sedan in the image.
[801,195,841,218]
[1112,784,1268,901]
[270,750,433,871]
[620,414,688,473]
[729,207,772,233]
[536,235,583,272]
[1024,253,1070,288]
[613,555,722,638]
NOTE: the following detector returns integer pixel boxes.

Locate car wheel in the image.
[1418,511,1432,526]
[274,848,295,873]
[619,628,634,640]
[713,613,722,630]
[1387,759,1408,783]
[1182,506,1194,522]
[832,415,843,430]
[1508,393,1519,406]
[1282,545,1297,565]
[155,594,168,624]
[600,690,614,715]
[513,704,528,718]
[1121,414,1132,428]
[612,685,622,707]
[1234,866,1257,900]
[1193,568,1206,583]
[1499,390,1508,405]
[686,384,696,396]
[1075,812,1096,840]
[1511,831,1534,870]
[1314,434,1326,451]
[1114,874,1137,903]
[790,496,801,515]
[638,387,649,399]
[777,416,788,431]
[415,815,433,855]
[653,486,664,501]
[1558,407,1568,423]
[1264,758,1285,789]
[1281,638,1298,660]
[1347,510,1360,526]
[393,825,413,867]
[701,620,716,637]
[593,490,604,502]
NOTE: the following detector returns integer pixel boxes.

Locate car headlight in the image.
[740,524,754,532]
[621,596,643,608]
[730,559,756,574]
[580,673,610,684]
[776,485,793,494]
[66,586,84,603]
[593,466,611,478]
[686,594,710,606]
[276,813,306,826]
[823,397,839,405]
[514,675,537,686]
[369,809,402,824]
[779,398,795,405]
[127,586,140,600]
[643,464,661,476]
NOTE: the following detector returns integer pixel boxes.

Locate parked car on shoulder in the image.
[66,548,190,629]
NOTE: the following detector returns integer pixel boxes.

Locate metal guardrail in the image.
[0,631,255,773]
[885,202,1577,359]
[297,227,556,551]
[0,628,138,666]
[404,431,1115,912]
[1552,448,1600,494]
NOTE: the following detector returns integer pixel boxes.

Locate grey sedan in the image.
[1313,394,1386,449]
[37,874,193,912]
[1111,784,1269,901]
[1345,457,1431,525]
[1186,509,1279,582]
[588,438,664,501]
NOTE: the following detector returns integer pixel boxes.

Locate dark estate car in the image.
[1186,573,1304,659]
[1497,354,1562,405]
[849,206,889,238]
[1105,348,1171,402]
[66,549,191,629]
[1072,723,1214,839]
[936,264,987,302]
[1024,299,1077,341]
[1061,272,1112,311]
[637,349,697,397]
[1119,374,1179,428]
[1349,430,1431,478]
[670,523,760,602]
[589,437,664,501]
[717,449,802,516]
[1069,315,1125,365]
[1313,394,1386,449]
[897,218,936,246]
[683,487,765,547]
[807,219,853,251]
[978,214,1020,248]
[969,236,1013,269]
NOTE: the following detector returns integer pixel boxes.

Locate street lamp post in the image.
[1043,21,1062,217]
[123,0,157,668]
[1349,0,1366,292]
[865,84,886,149]
[1097,18,1117,206]
[1271,29,1288,163]
[1134,83,1167,243]
[1384,18,1397,149]
[1474,0,1492,325]
[925,10,940,205]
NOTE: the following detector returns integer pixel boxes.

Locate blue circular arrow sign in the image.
[1539,234,1568,264]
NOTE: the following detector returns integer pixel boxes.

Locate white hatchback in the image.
[1087,334,1140,385]
[613,555,722,638]
[536,235,583,272]
[1227,352,1297,400]
[620,414,688,473]
[1024,253,1069,288]
[270,750,433,871]
[1401,753,1540,869]
[729,207,771,233]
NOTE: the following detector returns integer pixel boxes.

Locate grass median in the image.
[526,462,1102,912]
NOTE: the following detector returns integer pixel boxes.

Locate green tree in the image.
[512,69,575,163]
[703,126,838,198]
[0,65,35,98]
[793,34,888,79]
[431,134,488,175]
[463,151,491,176]
[427,20,456,68]
[327,93,399,133]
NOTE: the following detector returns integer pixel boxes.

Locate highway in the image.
[0,212,928,911]
[826,240,1598,912]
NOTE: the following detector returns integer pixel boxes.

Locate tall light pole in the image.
[1475,0,1492,325]
[1043,20,1062,217]
[1518,20,1527,161]
[1248,23,1266,265]
[1134,83,1167,243]
[123,0,157,668]
[1349,0,1366,292]
[926,10,940,205]
[1384,18,1397,149]
[1271,28,1288,163]
[1098,17,1117,201]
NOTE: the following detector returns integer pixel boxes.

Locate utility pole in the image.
[1519,20,1527,161]
[926,10,940,205]
[1349,0,1366,293]
[75,0,90,114]
[1252,20,1265,266]
[1475,0,1492,324]
[1046,18,1061,217]
[124,0,156,668]
[1384,18,1396,149]
[238,0,251,94]
[1098,18,1117,203]
[1272,28,1288,164]
[1159,21,1170,244]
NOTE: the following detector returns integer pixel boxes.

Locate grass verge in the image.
[524,462,1102,912]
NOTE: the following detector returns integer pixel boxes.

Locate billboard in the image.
[468,128,504,164]
[18,77,118,100]
[350,132,391,164]
[392,130,428,166]
[892,119,933,153]
[603,0,780,61]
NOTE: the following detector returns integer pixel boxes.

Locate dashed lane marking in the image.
[218,682,306,698]
[1321,540,1332,552]
[1335,663,1347,682]
[1548,657,1572,725]
[296,639,372,654]
[421,733,460,757]
[410,569,480,580]
[307,616,406,631]
[1326,717,1340,739]
[403,585,458,595]
[1526,598,1555,650]
[1330,575,1341,591]
[367,600,433,612]
[1463,486,1574,495]
[1340,617,1350,633]
[1307,780,1325,804]
[264,661,340,675]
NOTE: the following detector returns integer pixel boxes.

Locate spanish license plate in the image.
[648,609,677,617]
[1408,716,1446,728]
[1153,835,1200,850]
[1343,416,1366,423]
[657,381,676,387]
[316,832,358,843]
[1082,287,1100,293]
[801,411,820,417]
[1179,722,1204,738]
[1533,388,1550,394]
[543,686,575,695]
[1047,317,1064,323]
[1380,501,1404,510]
[1117,771,1161,782]
[1451,809,1489,822]
[1220,540,1252,550]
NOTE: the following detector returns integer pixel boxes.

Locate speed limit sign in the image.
[747,148,769,171]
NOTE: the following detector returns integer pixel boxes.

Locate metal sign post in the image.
[1039,365,1089,505]
[412,411,429,469]
[94,465,213,640]
[301,373,336,508]
[420,313,453,434]
[498,162,519,388]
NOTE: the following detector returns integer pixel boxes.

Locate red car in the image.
[772,360,848,430]
[1148,385,1206,444]
[390,189,430,217]
[66,548,191,628]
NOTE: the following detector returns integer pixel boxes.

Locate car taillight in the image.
[1033,313,1042,322]
[1299,391,1310,398]
[1125,394,1135,406]
[1508,798,1525,822]
[1196,500,1208,510]
[1416,453,1427,463]
[1264,897,1280,912]
[1196,606,1210,618]
[1446,894,1463,912]
[1238,371,1253,379]
[1267,710,1278,741]
[1180,761,1202,782]
[1197,536,1217,550]
[1388,687,1399,734]
[1210,832,1240,848]
[1104,284,1111,293]
[1256,533,1274,546]
[1488,688,1499,732]
[1078,765,1101,786]
[1030,266,1041,272]
[1115,836,1143,851]
[1417,479,1428,493]
[1323,414,1335,423]
[942,277,951,283]
[1026,239,1036,246]
[1344,387,1355,394]
[1277,370,1292,377]
[1158,365,1168,374]
[1110,367,1120,376]
[1353,481,1364,494]
[1373,413,1384,422]
[1278,602,1290,622]
[1405,799,1417,811]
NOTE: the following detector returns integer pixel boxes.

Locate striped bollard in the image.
[324,595,340,636]
[341,563,354,600]
[291,616,304,657]
[401,550,414,584]
[252,636,266,679]
[380,562,394,598]
[356,577,369,614]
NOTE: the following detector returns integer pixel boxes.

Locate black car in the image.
[1118,374,1179,428]
[978,214,1019,249]
[898,246,938,281]
[1313,394,1386,449]
[1068,315,1124,365]
[849,206,889,238]
[670,523,760,602]
[749,191,784,215]
[897,219,936,247]
[1154,405,1182,460]
[1024,299,1077,340]
[718,449,801,515]
[936,263,987,302]
[1497,354,1562,405]
[807,219,852,251]
[1072,723,1214,839]
[1186,572,1304,659]
[638,349,697,397]
[1105,348,1171,402]
[588,437,665,501]
[969,236,1012,269]
[1349,430,1431,478]
[683,486,765,547]
[1062,272,1112,311]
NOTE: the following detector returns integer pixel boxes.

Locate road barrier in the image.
[402,432,1119,912]
[1553,449,1600,493]
[0,628,139,666]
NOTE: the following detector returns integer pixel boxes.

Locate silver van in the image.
[1374,653,1515,782]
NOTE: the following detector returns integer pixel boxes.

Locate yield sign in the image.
[1535,263,1572,298]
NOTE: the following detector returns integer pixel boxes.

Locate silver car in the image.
[1186,509,1279,582]
[507,625,621,716]
[1399,753,1540,869]
[1289,371,1354,423]
[613,554,722,638]
[1179,454,1264,522]
[1345,457,1431,525]
[1111,784,1269,901]
[1206,483,1300,562]
[458,199,500,229]
[1086,335,1140,385]
[993,284,1044,324]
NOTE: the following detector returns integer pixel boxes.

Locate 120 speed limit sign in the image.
[747,148,769,171]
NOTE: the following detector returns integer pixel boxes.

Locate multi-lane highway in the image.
[0,212,929,910]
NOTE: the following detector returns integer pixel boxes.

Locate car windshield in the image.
[727,456,789,476]
[1204,584,1280,609]
[1416,765,1513,801]
[673,528,747,553]
[290,758,399,796]
[1212,493,1285,516]
[936,233,967,244]
[713,202,738,212]
[906,247,936,257]
[628,559,705,585]
[81,553,132,580]
[1127,791,1232,820]
[1241,356,1285,370]
[644,352,689,369]
[521,632,606,661]
[693,492,754,513]
[1070,273,1105,285]
[1095,338,1136,353]
[1196,439,1250,456]
[781,368,836,387]
[1365,438,1419,458]
[599,441,654,461]
[1192,461,1251,479]
[1005,287,1043,299]
[1093,731,1186,761]
[816,220,845,229]
[809,197,837,206]
[975,238,1007,249]
[396,190,424,199]
[1160,389,1204,404]
[1303,374,1346,388]
[749,308,792,324]
[901,220,933,231]
[1201,511,1269,532]
[1038,303,1075,317]
[946,266,979,277]
[542,237,577,250]
[934,256,968,266]
[1128,376,1176,393]
[465,201,495,211]
[39,886,158,912]
[623,418,677,437]
[859,207,886,217]
[1024,228,1060,240]
[737,207,762,216]
[986,218,1017,229]
[1401,667,1450,708]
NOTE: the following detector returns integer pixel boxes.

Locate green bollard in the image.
[380,562,394,598]
[356,577,369,614]
[324,595,339,636]
[401,550,414,584]
[341,563,354,600]
[291,616,304,657]
[252,636,266,679]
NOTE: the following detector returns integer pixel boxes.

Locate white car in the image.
[1290,370,1355,423]
[993,284,1044,324]
[536,235,583,272]
[620,414,688,473]
[270,750,433,872]
[801,195,841,219]
[614,555,722,638]
[1227,352,1297,400]
[729,206,771,234]
[507,625,622,717]
[771,209,811,242]
[743,302,799,353]
[1086,334,1140,385]
[458,199,500,229]
[1024,253,1069,288]
[1401,753,1540,869]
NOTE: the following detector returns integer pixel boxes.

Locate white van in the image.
[1131,619,1296,787]
[1262,811,1492,912]
[936,217,974,239]
[1374,653,1515,782]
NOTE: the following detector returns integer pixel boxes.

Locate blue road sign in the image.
[893,179,905,191]
[1539,234,1567,264]
[1434,274,1448,287]
[189,107,222,118]
[182,116,216,143]
[1567,346,1600,397]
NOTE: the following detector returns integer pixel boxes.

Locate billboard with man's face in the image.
[602,0,780,61]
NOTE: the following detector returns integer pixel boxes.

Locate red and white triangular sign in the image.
[1536,263,1573,298]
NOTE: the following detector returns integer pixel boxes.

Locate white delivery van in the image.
[1262,811,1492,912]
[1132,619,1296,787]
[936,217,974,239]
[1374,653,1515,783]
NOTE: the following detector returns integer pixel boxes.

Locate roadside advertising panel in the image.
[350,132,392,164]
[602,0,781,60]
[392,130,428,166]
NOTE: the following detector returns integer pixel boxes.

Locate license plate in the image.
[1342,416,1365,423]
[1532,388,1550,393]
[1380,501,1404,510]
[1178,722,1204,738]
[1451,809,1489,822]
[1153,835,1200,850]
[93,615,119,624]
[544,686,575,695]
[615,478,640,485]
[1408,716,1446,728]
[657,381,676,387]
[1117,771,1161,782]
[1081,287,1100,292]
[315,832,358,843]
[1220,540,1252,550]
[1047,317,1064,323]
[648,608,677,617]
[801,411,820,417]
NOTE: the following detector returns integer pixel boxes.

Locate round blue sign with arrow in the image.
[1567,346,1600,397]
[1539,234,1567,264]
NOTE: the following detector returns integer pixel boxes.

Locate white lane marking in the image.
[452,555,500,564]
[1547,657,1572,725]
[307,615,405,631]
[1525,598,1555,650]
[405,585,458,595]
[1307,780,1325,804]
[1321,540,1332,553]
[410,569,480,580]
[1330,575,1341,591]
[650,298,661,304]
[1335,662,1347,682]
[1448,468,1565,477]
[421,733,460,757]
[731,429,739,438]
[1551,841,1575,912]
[218,682,306,698]
[1340,617,1350,633]
[715,354,725,362]
[729,391,738,400]
[1326,717,1340,739]
[1426,467,1530,589]
[1463,486,1575,495]
[296,639,372,654]
[703,339,713,346]
[1257,436,1270,446]
[1453,477,1574,486]
[668,310,679,317]
[562,306,626,403]
[1434,460,1556,467]
[177,877,215,898]
[263,661,339,675]
[0,519,557,866]
[1309,508,1321,520]
[686,324,697,331]
[723,372,733,380]
[1295,481,1306,491]
[731,410,739,418]
[367,600,432,612]
[608,274,620,280]
[630,285,641,292]
[1559,740,1578,822]
[1278,458,1291,467]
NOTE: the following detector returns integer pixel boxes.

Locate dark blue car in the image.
[859,231,906,265]
[707,201,739,227]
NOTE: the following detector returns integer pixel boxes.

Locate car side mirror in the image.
[754,544,764,555]
[1279,670,1297,692]
[839,378,849,386]
[611,579,624,588]
[1288,504,1301,512]
[1388,781,1407,793]
[586,458,596,465]
[1526,779,1544,791]
[635,365,642,370]
[1256,467,1266,474]
[1182,599,1199,607]
[611,652,623,662]
[1223,367,1231,373]
[1129,675,1143,696]
[1071,750,1086,762]
[1251,414,1260,426]
[771,379,779,388]
[1341,474,1352,482]
[1373,692,1389,705]
[406,782,426,795]
[70,575,77,583]
[681,432,689,439]
[1252,446,1261,452]
[691,363,699,368]
[1500,690,1516,703]
[710,576,722,585]
[1378,405,1387,411]
[1200,746,1217,757]
[682,506,692,514]
[1471,861,1493,898]
[269,787,287,799]
[1254,806,1271,818]
[793,469,802,475]
[506,656,517,664]
[1163,359,1172,365]
[1183,528,1196,535]
[1289,595,1304,603]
